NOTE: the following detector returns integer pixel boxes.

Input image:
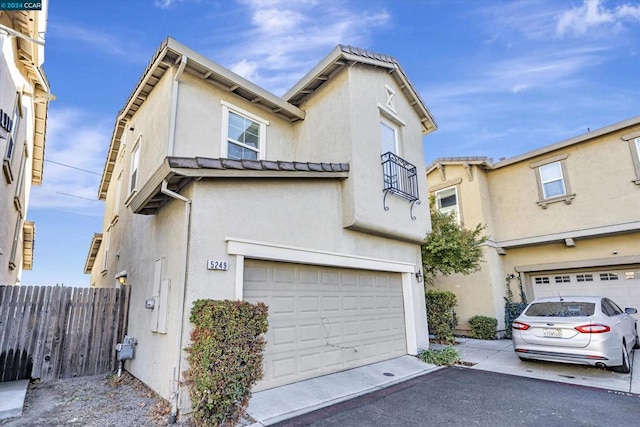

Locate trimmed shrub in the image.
[184,299,268,427]
[426,290,458,343]
[418,346,460,366]
[469,315,497,340]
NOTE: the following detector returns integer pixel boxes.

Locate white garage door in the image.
[243,259,407,391]
[531,268,640,313]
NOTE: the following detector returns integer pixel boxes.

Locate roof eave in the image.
[494,115,640,169]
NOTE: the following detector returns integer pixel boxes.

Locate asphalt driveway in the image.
[274,367,640,427]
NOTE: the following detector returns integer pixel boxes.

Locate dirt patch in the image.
[0,372,190,427]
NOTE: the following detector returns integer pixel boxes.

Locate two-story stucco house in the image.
[85,38,437,415]
[426,116,640,336]
[0,3,50,285]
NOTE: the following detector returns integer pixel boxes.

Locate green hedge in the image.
[184,300,268,427]
[469,315,497,340]
[426,290,458,343]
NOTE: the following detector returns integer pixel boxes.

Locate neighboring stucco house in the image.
[85,38,436,414]
[426,116,640,336]
[0,3,50,285]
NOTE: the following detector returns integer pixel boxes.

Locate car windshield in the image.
[525,302,595,317]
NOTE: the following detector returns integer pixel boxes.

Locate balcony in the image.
[381,152,420,219]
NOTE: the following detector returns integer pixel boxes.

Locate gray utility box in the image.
[116,335,138,361]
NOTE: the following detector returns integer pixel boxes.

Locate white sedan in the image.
[512,296,639,373]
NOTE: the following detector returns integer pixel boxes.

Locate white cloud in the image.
[556,0,640,36]
[231,59,261,82]
[211,0,391,95]
[30,107,109,214]
[48,22,147,62]
[154,0,184,9]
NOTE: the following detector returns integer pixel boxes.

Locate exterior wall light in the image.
[415,270,423,282]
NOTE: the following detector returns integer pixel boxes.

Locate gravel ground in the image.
[0,372,191,427]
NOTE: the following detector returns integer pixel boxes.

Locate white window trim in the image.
[8,216,22,271]
[101,227,111,275]
[13,144,28,213]
[530,155,575,209]
[380,118,399,156]
[2,95,22,183]
[539,161,567,199]
[112,171,123,224]
[220,101,268,160]
[633,137,640,185]
[434,185,461,223]
[126,136,141,204]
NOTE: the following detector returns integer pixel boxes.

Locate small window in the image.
[554,275,570,283]
[101,227,110,274]
[113,172,122,216]
[380,120,397,155]
[2,97,21,182]
[531,155,575,208]
[435,186,459,222]
[539,162,566,199]
[576,274,593,282]
[534,276,550,285]
[221,103,268,161]
[625,271,639,280]
[599,272,619,281]
[129,138,140,194]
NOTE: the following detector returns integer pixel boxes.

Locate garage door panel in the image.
[245,260,407,391]
[532,268,640,317]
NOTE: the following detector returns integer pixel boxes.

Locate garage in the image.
[531,267,640,312]
[243,259,407,391]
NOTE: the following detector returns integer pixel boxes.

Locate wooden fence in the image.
[0,285,130,383]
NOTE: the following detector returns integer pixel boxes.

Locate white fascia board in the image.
[494,115,640,169]
[498,221,640,248]
[226,238,416,273]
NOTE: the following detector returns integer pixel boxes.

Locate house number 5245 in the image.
[207,260,229,271]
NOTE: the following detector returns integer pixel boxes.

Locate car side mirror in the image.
[624,307,637,314]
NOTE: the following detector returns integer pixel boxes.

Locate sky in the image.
[20,0,640,287]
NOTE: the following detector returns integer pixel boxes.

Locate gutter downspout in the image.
[161,180,192,424]
[168,55,187,156]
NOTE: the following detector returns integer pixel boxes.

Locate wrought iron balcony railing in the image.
[381,151,420,220]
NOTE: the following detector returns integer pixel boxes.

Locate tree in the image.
[421,203,487,286]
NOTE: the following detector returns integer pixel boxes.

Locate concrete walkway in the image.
[0,379,29,421]
[2,339,637,424]
[247,355,438,426]
[249,338,639,425]
[451,338,639,394]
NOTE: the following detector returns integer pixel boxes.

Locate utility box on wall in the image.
[116,335,138,361]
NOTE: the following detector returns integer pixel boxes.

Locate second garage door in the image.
[531,267,640,312]
[243,259,407,391]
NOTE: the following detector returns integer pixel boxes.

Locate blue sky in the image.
[21,0,640,286]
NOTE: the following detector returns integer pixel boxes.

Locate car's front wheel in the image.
[612,343,631,374]
[633,331,640,350]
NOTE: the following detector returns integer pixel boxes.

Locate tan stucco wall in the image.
[90,58,434,409]
[0,33,38,285]
[294,64,431,244]
[487,127,640,241]
[174,72,296,161]
[426,121,640,336]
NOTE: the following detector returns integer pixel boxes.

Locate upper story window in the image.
[435,186,460,222]
[621,131,640,184]
[530,154,575,208]
[221,102,268,160]
[539,161,566,198]
[380,119,397,155]
[2,97,22,182]
[129,137,141,195]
